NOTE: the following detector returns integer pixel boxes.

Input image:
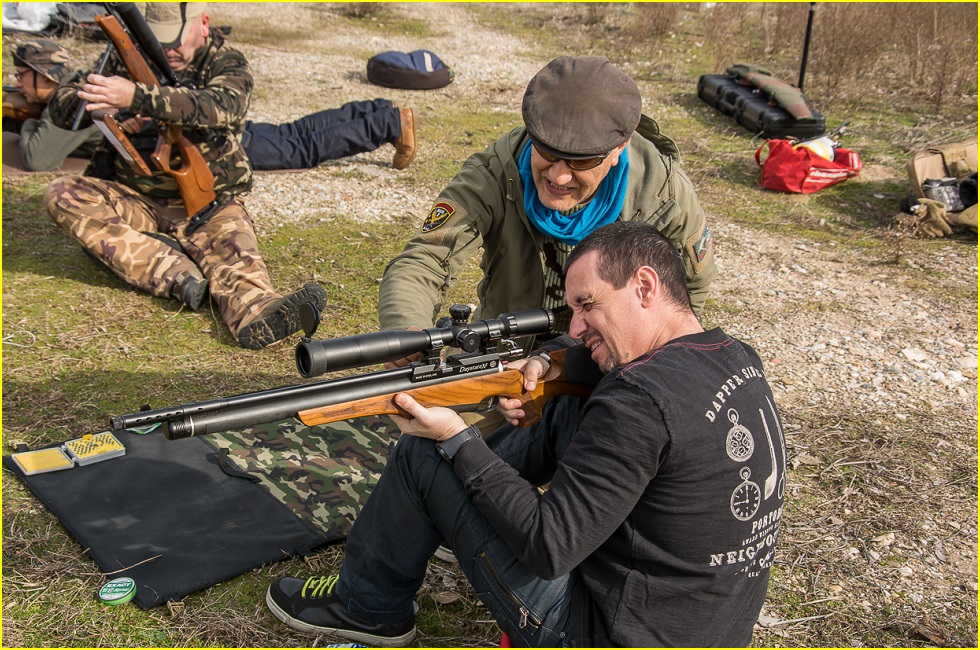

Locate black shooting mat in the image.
[3,416,399,608]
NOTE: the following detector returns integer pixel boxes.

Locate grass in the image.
[3,2,978,648]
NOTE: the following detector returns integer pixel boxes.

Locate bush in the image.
[634,2,977,118]
[339,2,384,20]
[625,2,686,41]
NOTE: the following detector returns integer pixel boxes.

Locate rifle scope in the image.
[296,308,554,378]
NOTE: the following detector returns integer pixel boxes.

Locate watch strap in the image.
[436,427,481,464]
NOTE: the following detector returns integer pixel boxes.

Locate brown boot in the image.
[392,108,417,170]
[236,283,327,350]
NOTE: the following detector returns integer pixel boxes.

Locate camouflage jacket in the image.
[49,30,253,199]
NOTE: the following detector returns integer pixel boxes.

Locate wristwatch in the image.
[435,428,481,464]
[531,350,551,364]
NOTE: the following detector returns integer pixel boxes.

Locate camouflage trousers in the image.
[43,175,284,339]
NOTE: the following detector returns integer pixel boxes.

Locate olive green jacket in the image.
[378,115,716,330]
[17,107,102,172]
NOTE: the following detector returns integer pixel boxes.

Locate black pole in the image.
[798,2,816,91]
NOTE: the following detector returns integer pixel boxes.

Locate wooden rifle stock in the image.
[2,89,44,120]
[95,13,217,218]
[91,109,153,175]
[298,349,593,428]
[152,124,220,216]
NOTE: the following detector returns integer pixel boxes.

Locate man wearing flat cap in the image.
[378,55,716,338]
[42,2,325,350]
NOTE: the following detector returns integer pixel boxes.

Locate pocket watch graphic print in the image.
[731,467,762,521]
[725,408,754,462]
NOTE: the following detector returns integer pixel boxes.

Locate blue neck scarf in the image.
[518,141,630,246]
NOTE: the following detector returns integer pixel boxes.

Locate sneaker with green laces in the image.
[266,575,416,647]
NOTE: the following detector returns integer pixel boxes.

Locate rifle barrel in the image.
[112,307,558,439]
[165,362,503,439]
[71,44,113,131]
[111,2,179,86]
[110,365,416,431]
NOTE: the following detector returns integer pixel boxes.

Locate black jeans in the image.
[242,99,400,170]
[336,396,587,647]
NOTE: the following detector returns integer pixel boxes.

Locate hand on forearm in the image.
[78,74,135,111]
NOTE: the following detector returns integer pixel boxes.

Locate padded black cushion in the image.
[367,50,454,90]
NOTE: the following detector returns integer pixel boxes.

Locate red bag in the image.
[755,139,862,193]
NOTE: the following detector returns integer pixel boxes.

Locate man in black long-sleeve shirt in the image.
[265,221,786,647]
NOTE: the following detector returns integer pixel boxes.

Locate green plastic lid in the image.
[98,577,136,605]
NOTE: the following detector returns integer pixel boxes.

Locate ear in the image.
[199,13,211,36]
[608,138,630,167]
[634,265,659,307]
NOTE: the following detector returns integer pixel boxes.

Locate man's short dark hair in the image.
[566,221,693,311]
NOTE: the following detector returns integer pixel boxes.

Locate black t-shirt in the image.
[456,328,786,647]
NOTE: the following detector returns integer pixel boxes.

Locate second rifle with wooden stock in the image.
[88,2,220,234]
[109,306,595,440]
[3,86,44,120]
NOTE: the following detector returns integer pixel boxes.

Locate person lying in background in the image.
[4,42,418,173]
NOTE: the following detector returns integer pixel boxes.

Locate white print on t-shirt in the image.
[730,467,761,520]
[710,396,786,574]
[725,408,754,462]
[759,407,778,499]
[767,395,787,500]
[709,506,783,573]
[703,366,765,422]
[728,404,784,519]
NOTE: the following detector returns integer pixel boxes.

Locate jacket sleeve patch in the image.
[685,223,712,274]
[419,200,465,241]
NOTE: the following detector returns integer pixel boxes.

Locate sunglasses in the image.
[532,143,612,171]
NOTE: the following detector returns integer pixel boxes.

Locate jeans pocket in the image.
[478,551,543,631]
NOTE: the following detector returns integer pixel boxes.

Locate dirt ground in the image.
[2,2,976,647]
[224,4,980,646]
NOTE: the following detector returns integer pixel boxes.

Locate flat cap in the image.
[13,39,71,83]
[522,56,641,158]
[145,2,207,49]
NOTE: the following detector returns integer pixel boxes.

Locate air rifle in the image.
[109,306,594,440]
[2,87,44,120]
[89,2,220,233]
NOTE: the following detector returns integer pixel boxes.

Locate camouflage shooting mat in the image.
[207,415,398,539]
[2,416,400,608]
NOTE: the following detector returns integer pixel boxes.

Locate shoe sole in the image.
[238,283,326,350]
[265,586,416,647]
